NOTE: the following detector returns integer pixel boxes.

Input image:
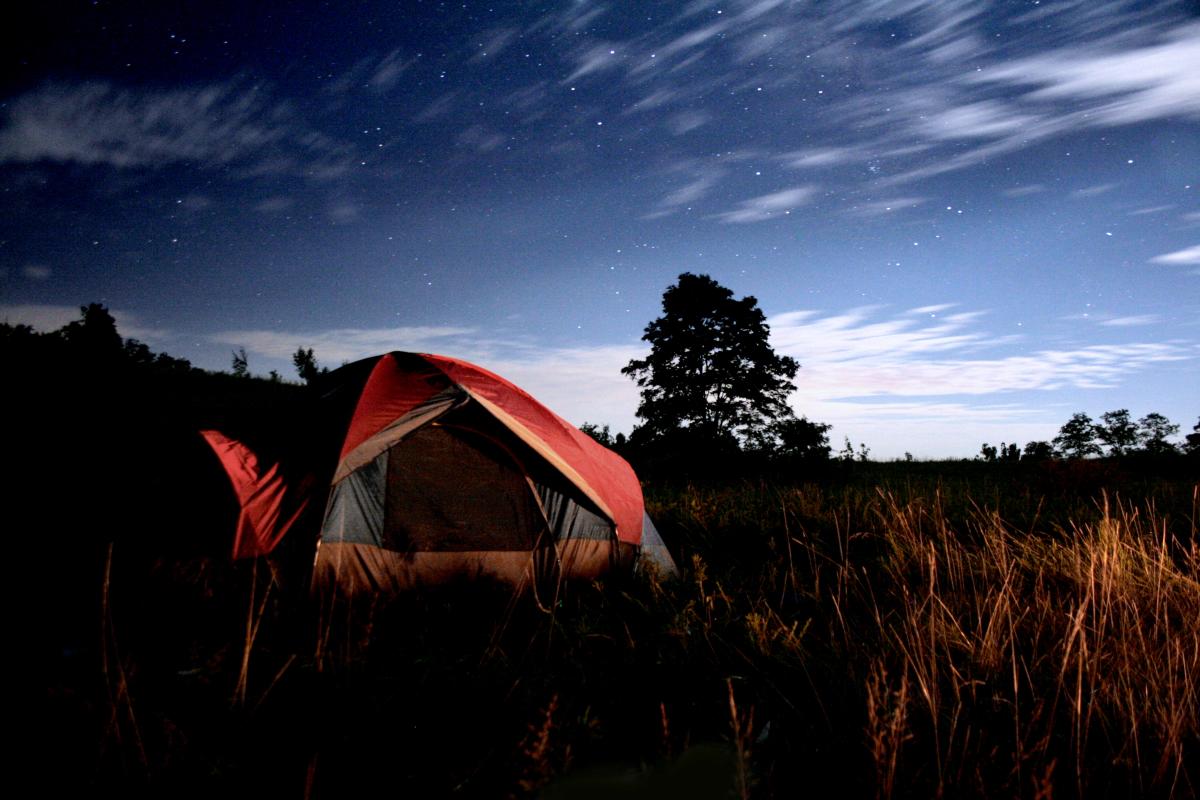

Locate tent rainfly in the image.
[202,351,677,593]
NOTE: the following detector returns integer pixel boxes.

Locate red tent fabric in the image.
[199,429,312,559]
[203,351,676,591]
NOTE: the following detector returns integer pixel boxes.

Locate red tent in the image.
[203,352,676,593]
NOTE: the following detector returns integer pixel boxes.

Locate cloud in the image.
[1071,183,1117,198]
[907,303,956,315]
[0,303,80,330]
[0,80,343,174]
[254,195,294,213]
[457,124,507,153]
[1100,315,1161,327]
[21,264,51,280]
[0,303,167,341]
[468,27,519,63]
[666,109,711,135]
[201,303,1195,459]
[714,186,817,223]
[1002,184,1047,197]
[852,196,928,216]
[920,100,1038,140]
[369,49,413,91]
[779,147,861,169]
[563,43,624,84]
[210,325,476,364]
[1150,245,1200,265]
[661,167,722,207]
[768,307,1191,401]
[967,22,1200,125]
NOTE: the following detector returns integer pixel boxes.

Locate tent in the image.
[202,351,676,594]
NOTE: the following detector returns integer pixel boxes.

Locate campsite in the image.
[7,3,1200,797]
[15,314,1198,798]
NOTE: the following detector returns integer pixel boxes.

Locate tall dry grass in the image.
[776,485,1200,797]
[56,468,1199,797]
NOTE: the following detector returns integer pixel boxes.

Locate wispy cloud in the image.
[1150,244,1200,265]
[1100,315,1161,327]
[21,264,51,280]
[1071,183,1117,198]
[0,303,166,341]
[1002,184,1047,198]
[769,307,1190,400]
[467,27,519,63]
[0,80,346,175]
[210,325,476,364]
[714,186,817,223]
[919,100,1037,140]
[968,22,1200,126]
[201,304,1195,459]
[457,124,508,153]
[369,49,414,91]
[852,196,928,216]
[779,147,861,170]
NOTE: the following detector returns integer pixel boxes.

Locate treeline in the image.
[980,409,1199,462]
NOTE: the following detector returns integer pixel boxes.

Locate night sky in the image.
[2,0,1197,457]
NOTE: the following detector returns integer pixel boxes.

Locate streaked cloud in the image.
[1002,184,1047,197]
[199,302,1195,459]
[852,196,928,216]
[968,21,1200,125]
[210,325,477,364]
[0,80,345,175]
[779,147,861,170]
[714,186,817,223]
[1071,183,1117,198]
[769,307,1190,400]
[1150,244,1200,265]
[21,264,52,280]
[1100,315,1161,327]
[0,303,167,341]
[920,101,1037,140]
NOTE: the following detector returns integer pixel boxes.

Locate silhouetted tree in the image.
[1097,409,1138,456]
[1137,412,1179,455]
[231,347,249,378]
[1053,412,1100,459]
[1185,417,1200,454]
[293,347,321,384]
[979,443,997,462]
[768,416,832,461]
[622,273,799,446]
[1000,442,1021,462]
[61,303,122,359]
[579,422,615,447]
[1022,440,1054,461]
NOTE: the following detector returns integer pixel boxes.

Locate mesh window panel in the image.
[383,425,542,552]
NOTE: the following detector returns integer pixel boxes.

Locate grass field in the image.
[41,458,1199,798]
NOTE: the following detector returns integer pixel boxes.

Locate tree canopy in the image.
[622,273,799,445]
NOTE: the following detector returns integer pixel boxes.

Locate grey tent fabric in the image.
[320,449,387,547]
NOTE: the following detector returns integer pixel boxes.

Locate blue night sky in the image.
[2,1,1197,458]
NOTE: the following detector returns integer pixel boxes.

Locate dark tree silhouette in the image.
[578,422,614,447]
[1053,412,1100,459]
[1137,412,1179,455]
[293,347,321,384]
[1022,440,1054,461]
[1185,417,1200,454]
[1097,409,1138,456]
[769,416,831,460]
[61,303,123,359]
[231,347,249,378]
[622,273,799,446]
